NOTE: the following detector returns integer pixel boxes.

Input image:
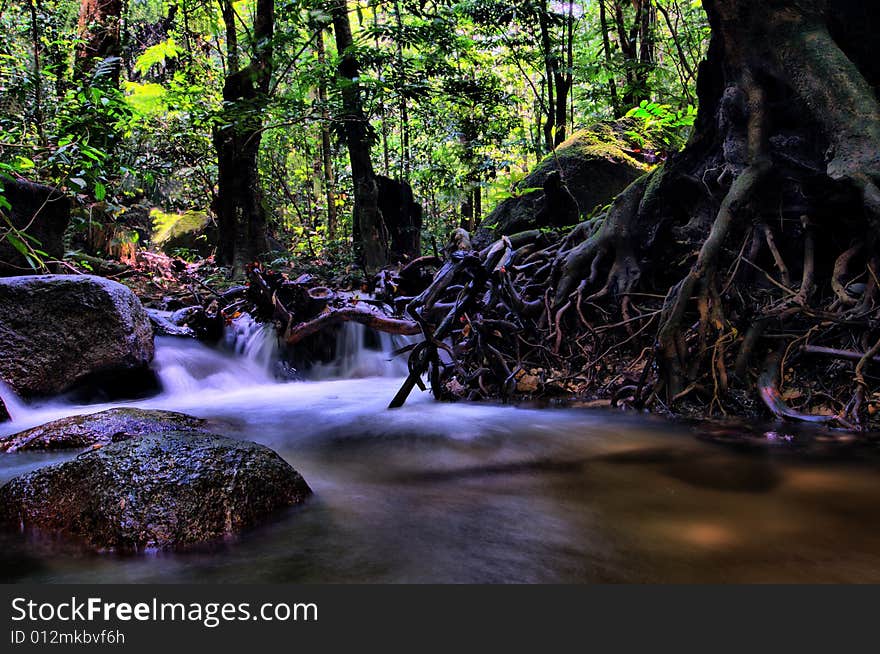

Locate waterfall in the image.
[0,381,26,422]
[152,314,280,395]
[152,313,412,393]
[0,313,417,431]
[223,313,280,372]
[310,322,415,380]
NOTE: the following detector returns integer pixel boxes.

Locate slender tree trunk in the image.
[537,1,556,151]
[551,5,574,145]
[635,0,655,103]
[656,1,696,103]
[212,0,273,275]
[393,0,409,180]
[329,0,388,273]
[218,0,238,74]
[25,0,45,144]
[599,0,621,117]
[315,26,337,241]
[472,184,481,228]
[371,2,390,175]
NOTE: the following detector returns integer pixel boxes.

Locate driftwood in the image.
[245,263,420,349]
[802,344,880,364]
[285,306,419,346]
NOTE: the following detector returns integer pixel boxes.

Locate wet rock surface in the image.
[0,430,312,551]
[0,274,155,398]
[0,408,206,452]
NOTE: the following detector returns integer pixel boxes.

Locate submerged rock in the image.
[0,274,156,398]
[473,119,657,247]
[146,308,196,338]
[0,408,206,452]
[0,431,312,551]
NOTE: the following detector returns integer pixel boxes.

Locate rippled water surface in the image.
[2,324,880,583]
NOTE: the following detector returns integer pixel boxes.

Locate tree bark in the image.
[74,0,123,84]
[599,0,622,117]
[212,0,273,275]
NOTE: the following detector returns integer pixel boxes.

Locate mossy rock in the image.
[474,118,659,247]
[0,430,312,551]
[151,208,217,257]
[0,274,156,398]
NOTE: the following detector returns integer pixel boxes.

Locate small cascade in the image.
[0,380,26,422]
[310,322,416,380]
[223,313,280,371]
[152,314,280,395]
[0,313,417,434]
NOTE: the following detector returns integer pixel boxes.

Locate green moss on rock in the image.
[474,118,658,247]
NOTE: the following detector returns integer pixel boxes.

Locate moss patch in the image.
[151,208,210,245]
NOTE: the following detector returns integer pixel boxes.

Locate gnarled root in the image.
[553,174,650,307]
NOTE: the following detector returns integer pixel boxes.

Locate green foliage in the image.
[0,0,708,265]
[134,38,181,77]
[625,101,697,151]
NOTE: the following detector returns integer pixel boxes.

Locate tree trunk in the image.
[599,0,622,117]
[537,1,556,151]
[26,0,45,144]
[329,0,388,274]
[212,0,273,275]
[535,0,880,423]
[74,0,123,83]
[315,25,337,241]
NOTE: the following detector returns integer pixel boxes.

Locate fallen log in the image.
[285,305,420,346]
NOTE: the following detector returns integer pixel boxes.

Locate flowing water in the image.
[2,320,880,583]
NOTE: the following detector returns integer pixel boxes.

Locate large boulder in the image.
[473,119,658,247]
[0,408,206,452]
[0,178,70,276]
[0,431,312,551]
[0,275,156,398]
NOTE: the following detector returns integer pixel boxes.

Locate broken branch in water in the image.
[285,306,420,346]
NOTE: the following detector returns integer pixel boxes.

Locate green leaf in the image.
[134,38,181,76]
[94,182,107,201]
[6,233,29,257]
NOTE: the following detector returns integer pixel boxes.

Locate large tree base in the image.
[376,0,880,430]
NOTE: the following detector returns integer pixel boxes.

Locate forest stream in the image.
[2,322,880,584]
